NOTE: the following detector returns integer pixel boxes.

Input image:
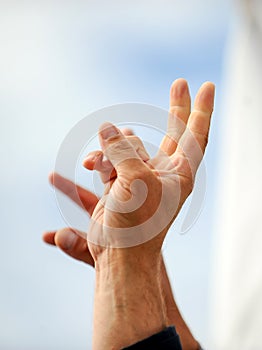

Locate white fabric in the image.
[211,1,262,349]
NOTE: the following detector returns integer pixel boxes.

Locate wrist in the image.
[94,244,162,272]
[93,247,167,349]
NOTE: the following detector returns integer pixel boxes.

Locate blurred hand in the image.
[43,128,136,267]
[43,173,97,267]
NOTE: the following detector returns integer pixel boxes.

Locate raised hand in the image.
[44,79,214,350]
[44,78,215,266]
[84,79,214,262]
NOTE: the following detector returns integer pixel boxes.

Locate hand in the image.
[43,128,136,266]
[43,172,97,266]
[44,79,215,350]
[84,79,214,349]
[84,79,215,266]
[43,174,200,350]
[44,80,215,265]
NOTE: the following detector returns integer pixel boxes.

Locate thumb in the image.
[99,122,147,176]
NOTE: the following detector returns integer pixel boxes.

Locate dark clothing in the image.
[122,326,182,350]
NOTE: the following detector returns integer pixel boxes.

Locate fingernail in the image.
[100,123,119,140]
[61,230,77,250]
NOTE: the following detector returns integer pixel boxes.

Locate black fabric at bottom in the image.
[122,326,182,350]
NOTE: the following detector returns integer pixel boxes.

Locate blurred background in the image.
[0,0,233,349]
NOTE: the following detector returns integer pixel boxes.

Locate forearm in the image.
[160,256,200,350]
[93,248,168,350]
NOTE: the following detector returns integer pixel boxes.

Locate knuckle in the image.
[106,133,123,143]
[169,105,187,116]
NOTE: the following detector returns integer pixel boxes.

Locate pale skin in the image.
[43,78,215,349]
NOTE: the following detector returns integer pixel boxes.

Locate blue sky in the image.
[0,1,233,348]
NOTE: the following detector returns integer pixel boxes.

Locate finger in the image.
[82,129,135,183]
[83,148,116,185]
[42,231,56,245]
[122,128,134,136]
[83,136,150,170]
[82,150,104,170]
[49,172,99,216]
[42,229,94,266]
[84,125,136,169]
[187,81,215,148]
[98,123,149,177]
[83,135,150,185]
[172,82,215,176]
[159,79,191,156]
